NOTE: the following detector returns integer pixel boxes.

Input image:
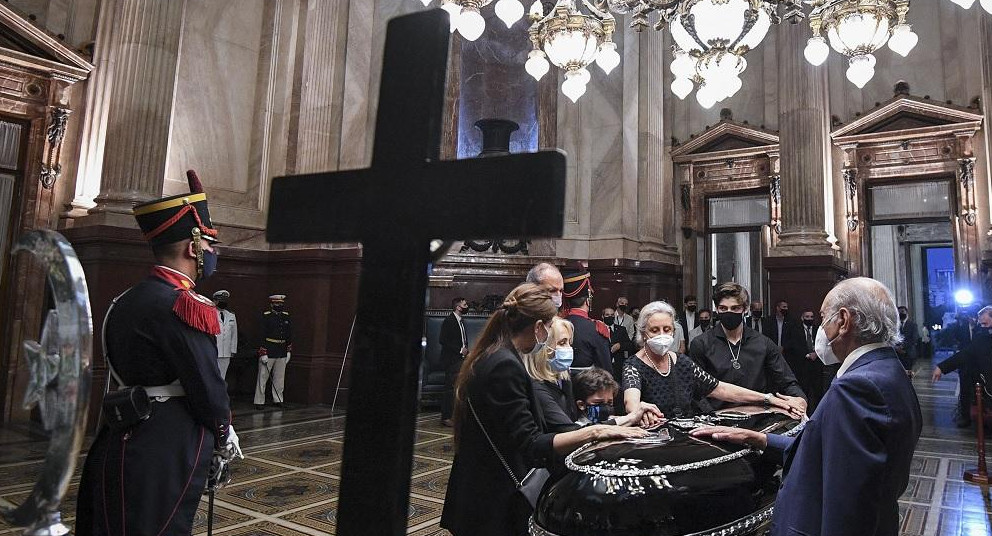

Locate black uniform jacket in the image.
[261,309,292,358]
[441,347,555,536]
[76,274,231,536]
[439,312,464,368]
[566,312,613,372]
[689,325,805,409]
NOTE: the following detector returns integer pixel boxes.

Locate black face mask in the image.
[216,301,228,310]
[585,403,613,424]
[899,313,907,321]
[272,305,284,312]
[699,318,711,330]
[686,305,697,312]
[802,319,815,327]
[780,309,790,318]
[603,316,615,326]
[751,310,763,319]
[718,311,745,330]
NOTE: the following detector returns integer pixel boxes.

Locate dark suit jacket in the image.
[937,330,992,400]
[440,347,555,536]
[439,313,464,368]
[532,379,580,433]
[897,319,920,369]
[566,313,613,372]
[765,346,922,536]
[608,324,634,367]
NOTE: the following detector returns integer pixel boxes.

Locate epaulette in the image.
[594,319,611,340]
[173,289,221,335]
[263,311,271,315]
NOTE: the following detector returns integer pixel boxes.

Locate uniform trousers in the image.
[218,357,231,380]
[254,357,288,404]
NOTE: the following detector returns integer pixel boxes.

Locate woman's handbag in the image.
[467,397,551,509]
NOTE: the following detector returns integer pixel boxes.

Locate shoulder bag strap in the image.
[102,289,132,390]
[467,396,521,487]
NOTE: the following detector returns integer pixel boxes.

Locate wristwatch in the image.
[763,392,772,408]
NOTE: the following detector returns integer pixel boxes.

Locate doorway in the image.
[0,119,24,286]
[703,194,769,303]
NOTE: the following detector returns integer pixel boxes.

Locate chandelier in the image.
[803,0,917,88]
[418,0,528,41]
[664,1,777,109]
[946,0,992,14]
[525,1,619,102]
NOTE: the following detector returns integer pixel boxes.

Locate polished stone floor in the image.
[0,355,990,536]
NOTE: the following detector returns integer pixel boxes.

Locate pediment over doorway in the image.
[672,120,779,160]
[0,4,92,82]
[831,95,983,141]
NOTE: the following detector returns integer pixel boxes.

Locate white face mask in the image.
[814,312,841,366]
[646,334,675,356]
[552,293,563,309]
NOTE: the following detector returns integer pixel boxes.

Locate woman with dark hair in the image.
[441,283,648,536]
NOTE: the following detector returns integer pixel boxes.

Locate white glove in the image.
[286,352,291,362]
[225,425,244,460]
[260,355,269,365]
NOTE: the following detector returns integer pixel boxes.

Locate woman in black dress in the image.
[441,283,648,536]
[623,300,806,420]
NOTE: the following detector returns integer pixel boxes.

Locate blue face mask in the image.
[585,403,613,424]
[548,347,573,372]
[199,248,218,281]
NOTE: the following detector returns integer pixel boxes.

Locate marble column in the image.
[288,1,350,174]
[66,0,118,217]
[774,21,832,253]
[89,0,187,216]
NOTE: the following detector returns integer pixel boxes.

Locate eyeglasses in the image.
[715,305,746,314]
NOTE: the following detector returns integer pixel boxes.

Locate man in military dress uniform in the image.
[255,294,293,409]
[76,170,237,536]
[562,269,612,374]
[213,289,238,381]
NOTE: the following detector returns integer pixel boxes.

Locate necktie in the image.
[220,311,225,322]
[806,327,813,350]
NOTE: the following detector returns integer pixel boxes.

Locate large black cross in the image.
[266,9,565,536]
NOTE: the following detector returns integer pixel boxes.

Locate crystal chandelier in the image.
[804,0,917,89]
[416,0,528,41]
[946,0,992,14]
[525,1,619,102]
[663,0,777,109]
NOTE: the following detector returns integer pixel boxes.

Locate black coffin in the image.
[531,409,802,536]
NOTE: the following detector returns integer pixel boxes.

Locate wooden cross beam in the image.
[266,9,566,536]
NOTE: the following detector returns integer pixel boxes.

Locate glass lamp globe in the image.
[846,54,876,88]
[948,0,975,8]
[525,50,550,81]
[562,70,588,103]
[457,7,486,41]
[495,0,525,28]
[596,42,621,75]
[671,49,696,79]
[804,36,830,66]
[981,0,992,13]
[671,77,694,100]
[887,24,918,57]
[696,84,718,109]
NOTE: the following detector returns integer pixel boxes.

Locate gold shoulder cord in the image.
[191,227,204,280]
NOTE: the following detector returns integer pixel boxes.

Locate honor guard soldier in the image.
[76,170,241,536]
[213,289,238,380]
[561,269,613,374]
[255,294,293,409]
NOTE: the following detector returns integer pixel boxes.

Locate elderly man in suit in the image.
[692,277,922,536]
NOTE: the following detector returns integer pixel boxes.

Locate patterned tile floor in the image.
[0,353,990,536]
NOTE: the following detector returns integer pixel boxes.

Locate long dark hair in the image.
[453,282,557,444]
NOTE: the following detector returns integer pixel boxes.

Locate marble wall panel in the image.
[166,0,263,197]
[456,11,536,157]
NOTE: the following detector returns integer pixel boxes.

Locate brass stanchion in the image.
[964,383,989,485]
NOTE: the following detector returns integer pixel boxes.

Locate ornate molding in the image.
[958,158,977,226]
[459,239,530,255]
[39,107,69,189]
[842,168,859,232]
[769,174,781,234]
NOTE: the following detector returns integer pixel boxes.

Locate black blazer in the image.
[441,347,556,536]
[532,379,580,433]
[439,313,464,368]
[567,313,613,371]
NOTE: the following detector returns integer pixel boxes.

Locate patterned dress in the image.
[622,353,719,418]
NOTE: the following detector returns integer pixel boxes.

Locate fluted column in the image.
[288,1,350,174]
[89,0,187,215]
[774,21,831,252]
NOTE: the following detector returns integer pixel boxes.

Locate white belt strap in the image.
[103,289,187,400]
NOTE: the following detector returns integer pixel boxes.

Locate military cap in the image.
[133,170,218,247]
[269,294,286,302]
[562,269,592,299]
[212,290,230,300]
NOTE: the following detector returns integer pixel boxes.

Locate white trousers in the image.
[254,357,288,404]
[217,357,231,380]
